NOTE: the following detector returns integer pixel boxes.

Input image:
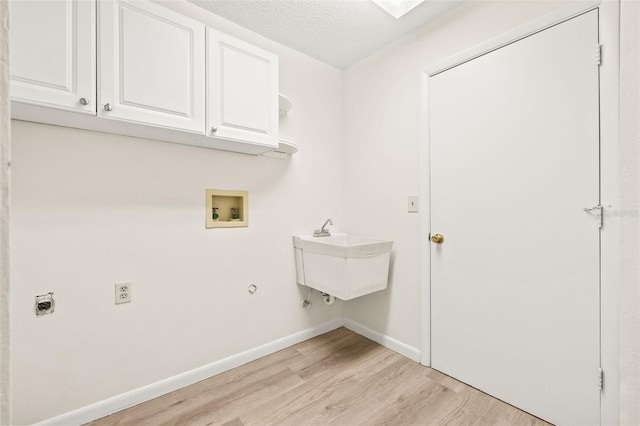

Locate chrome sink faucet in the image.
[314,218,333,237]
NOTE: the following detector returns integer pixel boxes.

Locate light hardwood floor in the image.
[88,328,550,426]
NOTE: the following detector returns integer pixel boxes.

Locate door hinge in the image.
[597,367,604,390]
[596,44,602,66]
[583,204,603,228]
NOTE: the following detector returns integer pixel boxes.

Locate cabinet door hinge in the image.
[598,367,604,390]
[596,44,602,66]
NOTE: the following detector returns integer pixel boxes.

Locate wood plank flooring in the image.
[88,328,550,426]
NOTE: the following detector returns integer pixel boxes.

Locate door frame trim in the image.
[419,1,620,424]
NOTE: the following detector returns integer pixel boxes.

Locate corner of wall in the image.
[0,0,10,423]
[619,0,640,423]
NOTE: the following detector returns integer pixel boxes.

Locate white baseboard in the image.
[343,318,421,363]
[37,318,344,426]
[37,317,421,425]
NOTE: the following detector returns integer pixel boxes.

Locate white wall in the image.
[342,1,639,423]
[342,0,567,352]
[9,2,344,424]
[619,1,640,424]
[0,0,10,424]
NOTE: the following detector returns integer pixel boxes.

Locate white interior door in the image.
[429,10,600,426]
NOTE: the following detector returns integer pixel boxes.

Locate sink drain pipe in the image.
[321,292,335,305]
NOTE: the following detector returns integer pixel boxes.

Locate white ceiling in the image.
[188,0,463,69]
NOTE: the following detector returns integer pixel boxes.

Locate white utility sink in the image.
[293,233,393,301]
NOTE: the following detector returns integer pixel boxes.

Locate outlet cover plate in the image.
[115,282,132,305]
[35,292,55,316]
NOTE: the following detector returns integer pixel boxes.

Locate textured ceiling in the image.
[188,0,462,69]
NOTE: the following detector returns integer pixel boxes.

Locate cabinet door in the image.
[10,0,96,114]
[207,29,278,148]
[99,0,205,133]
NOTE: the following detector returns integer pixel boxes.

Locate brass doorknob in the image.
[431,234,444,244]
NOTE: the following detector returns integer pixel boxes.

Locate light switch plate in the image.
[408,195,419,213]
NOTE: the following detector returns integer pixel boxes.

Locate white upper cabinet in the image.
[207,29,279,148]
[10,0,96,114]
[99,0,205,133]
[9,0,282,155]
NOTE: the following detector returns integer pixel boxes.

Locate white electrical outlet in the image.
[115,282,132,305]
